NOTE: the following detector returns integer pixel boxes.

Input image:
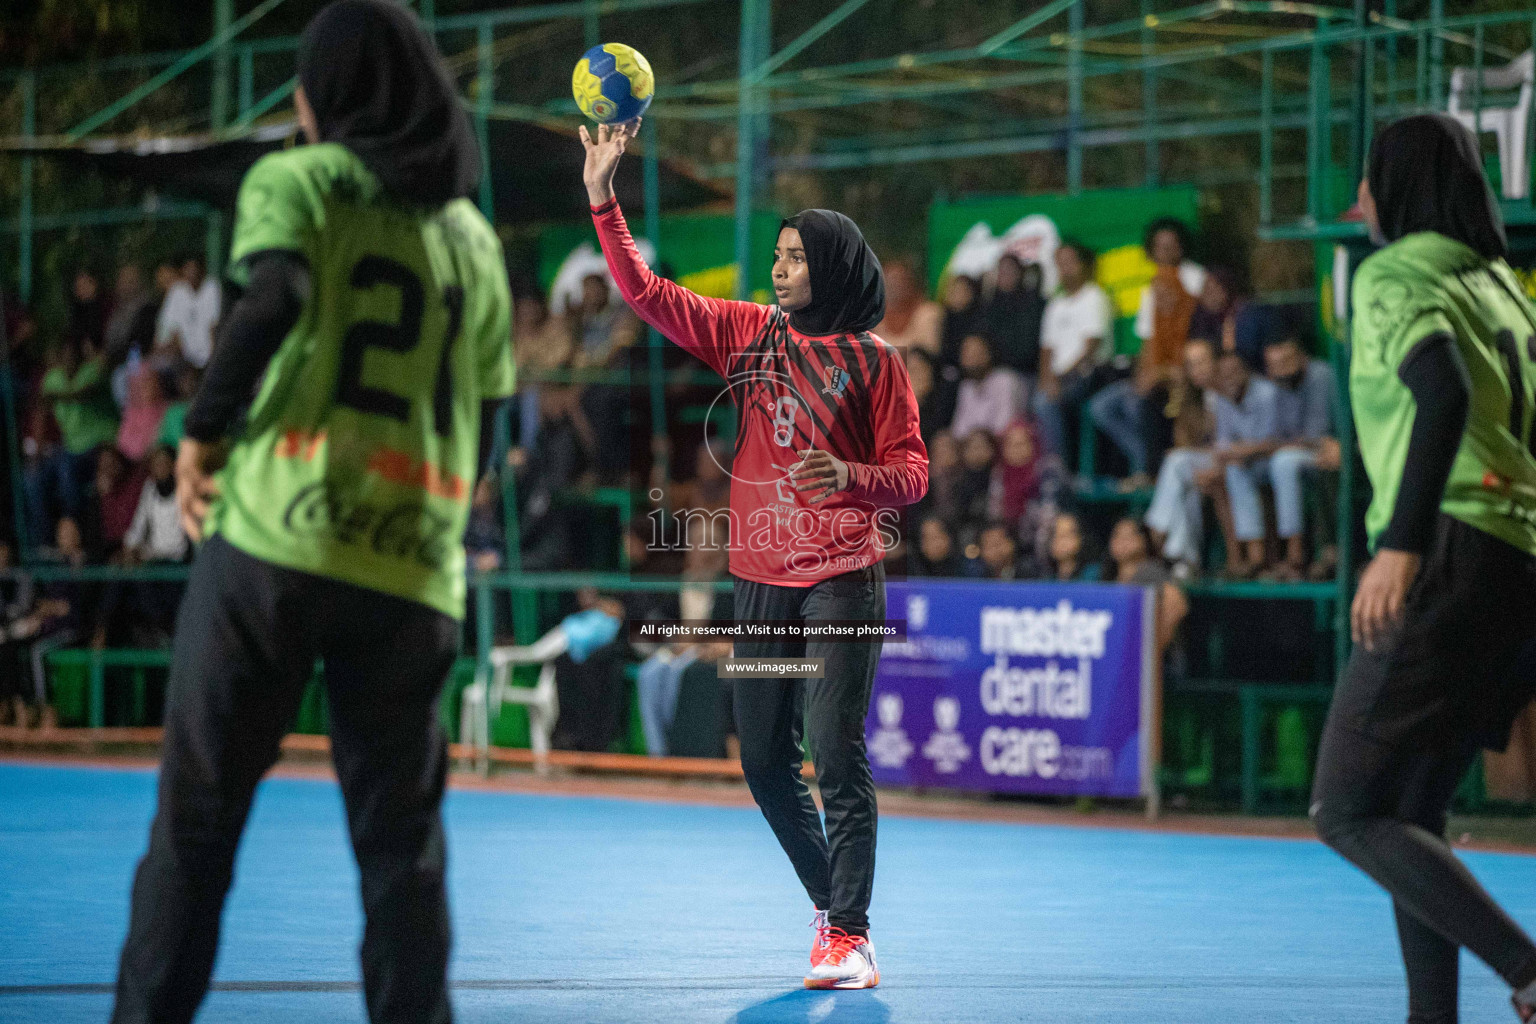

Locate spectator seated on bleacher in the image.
[18,518,101,727]
[950,335,1027,440]
[1261,335,1337,581]
[990,419,1061,554]
[636,539,730,757]
[1145,337,1220,574]
[873,260,942,358]
[953,429,999,538]
[119,445,190,643]
[663,641,736,759]
[1090,218,1204,490]
[155,253,220,370]
[937,274,984,369]
[155,365,201,450]
[123,445,188,567]
[1033,239,1111,467]
[670,439,732,514]
[1188,266,1277,374]
[905,348,955,444]
[1104,517,1189,657]
[0,540,39,726]
[116,361,169,464]
[511,384,594,570]
[917,431,963,527]
[550,589,627,753]
[910,516,966,578]
[976,521,1030,581]
[1196,352,1282,579]
[983,254,1046,381]
[86,446,147,564]
[104,265,160,411]
[25,338,119,551]
[1029,510,1101,582]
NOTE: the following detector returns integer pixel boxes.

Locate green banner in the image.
[927,186,1199,354]
[539,210,784,307]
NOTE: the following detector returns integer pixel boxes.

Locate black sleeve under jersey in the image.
[1377,331,1470,553]
[184,252,311,443]
[478,398,506,481]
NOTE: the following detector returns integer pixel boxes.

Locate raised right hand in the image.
[579,119,641,207]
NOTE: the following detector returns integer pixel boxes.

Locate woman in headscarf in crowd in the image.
[873,260,942,357]
[920,429,964,525]
[955,428,998,532]
[984,254,1046,379]
[904,348,956,444]
[990,419,1062,557]
[990,419,1049,525]
[65,266,109,356]
[937,273,985,369]
[1033,509,1100,582]
[584,119,927,990]
[1311,112,1536,1024]
[910,515,966,577]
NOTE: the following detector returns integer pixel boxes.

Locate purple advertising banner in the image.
[865,580,1156,798]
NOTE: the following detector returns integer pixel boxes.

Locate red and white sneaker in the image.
[1516,978,1536,1022]
[809,908,832,967]
[804,928,879,990]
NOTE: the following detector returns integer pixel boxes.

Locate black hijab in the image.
[780,210,885,336]
[985,255,1045,374]
[1366,113,1506,260]
[939,275,985,368]
[297,0,480,207]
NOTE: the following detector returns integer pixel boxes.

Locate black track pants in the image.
[1312,516,1536,1022]
[731,563,885,937]
[112,535,460,1024]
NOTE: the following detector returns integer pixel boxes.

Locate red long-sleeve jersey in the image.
[592,199,928,586]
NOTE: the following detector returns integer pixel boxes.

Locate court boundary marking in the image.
[3,743,1534,855]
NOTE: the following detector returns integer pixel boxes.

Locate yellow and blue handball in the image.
[572,43,654,124]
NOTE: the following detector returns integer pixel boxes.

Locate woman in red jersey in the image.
[581,121,927,990]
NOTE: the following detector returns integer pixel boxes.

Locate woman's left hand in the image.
[790,449,849,504]
[1351,548,1421,651]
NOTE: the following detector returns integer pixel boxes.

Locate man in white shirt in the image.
[125,445,189,564]
[949,334,1025,439]
[1032,240,1111,463]
[154,253,221,369]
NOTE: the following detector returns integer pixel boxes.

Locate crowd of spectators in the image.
[1,254,210,725]
[1,216,1336,743]
[883,216,1340,588]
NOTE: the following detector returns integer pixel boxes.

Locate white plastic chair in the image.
[1448,50,1533,199]
[458,627,566,774]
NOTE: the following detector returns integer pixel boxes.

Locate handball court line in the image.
[3,742,1534,855]
[0,973,1411,996]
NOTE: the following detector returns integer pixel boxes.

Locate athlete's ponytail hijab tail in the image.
[1366,113,1507,260]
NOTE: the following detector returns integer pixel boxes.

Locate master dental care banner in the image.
[865,580,1156,799]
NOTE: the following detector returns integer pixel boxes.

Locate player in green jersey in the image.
[1311,114,1536,1023]
[111,4,511,1023]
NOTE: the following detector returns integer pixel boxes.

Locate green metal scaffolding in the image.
[3,0,1535,681]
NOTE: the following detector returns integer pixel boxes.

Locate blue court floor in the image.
[1,761,1533,1023]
